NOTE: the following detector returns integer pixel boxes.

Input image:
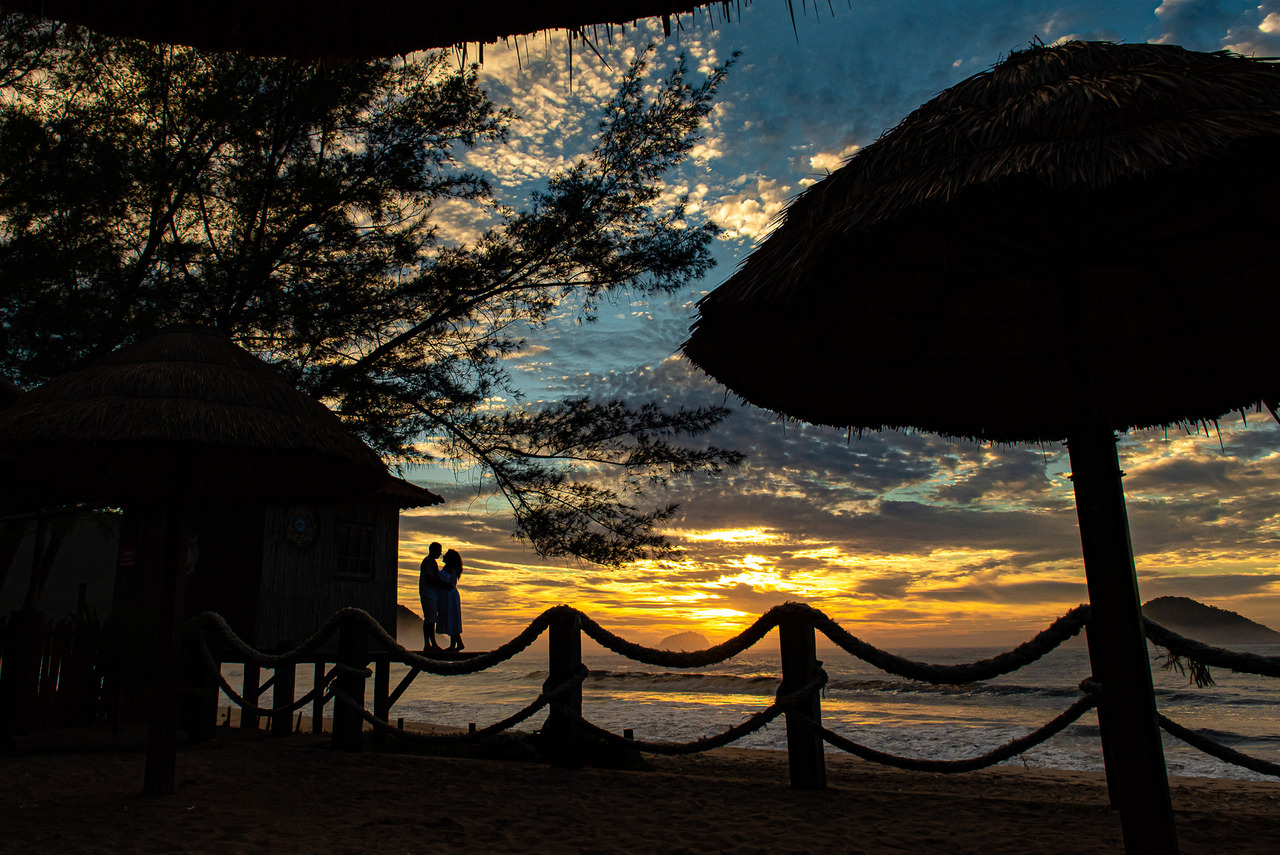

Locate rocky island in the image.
[1142,596,1280,645]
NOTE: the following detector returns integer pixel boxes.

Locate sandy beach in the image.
[4,719,1280,854]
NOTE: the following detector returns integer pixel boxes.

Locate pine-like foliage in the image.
[0,14,742,565]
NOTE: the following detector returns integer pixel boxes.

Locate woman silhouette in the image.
[438,548,465,652]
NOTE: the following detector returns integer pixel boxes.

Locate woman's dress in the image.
[436,568,463,636]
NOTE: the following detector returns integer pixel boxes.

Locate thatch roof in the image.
[0,326,391,507]
[378,476,445,509]
[683,41,1280,443]
[3,0,730,59]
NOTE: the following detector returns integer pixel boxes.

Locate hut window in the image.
[335,520,375,578]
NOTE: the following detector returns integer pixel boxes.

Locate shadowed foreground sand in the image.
[4,725,1280,853]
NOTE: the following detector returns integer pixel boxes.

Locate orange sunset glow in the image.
[398,412,1280,651]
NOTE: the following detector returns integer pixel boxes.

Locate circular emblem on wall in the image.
[286,506,317,546]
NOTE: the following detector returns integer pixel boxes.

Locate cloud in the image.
[1138,573,1280,599]
[808,144,860,174]
[706,175,794,241]
[918,579,1087,605]
[850,571,917,599]
[702,581,811,611]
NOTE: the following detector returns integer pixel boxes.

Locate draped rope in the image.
[194,630,354,716]
[196,605,563,676]
[812,603,1091,684]
[328,665,590,744]
[810,693,1100,773]
[194,604,1280,779]
[354,605,568,675]
[1158,714,1280,778]
[1143,619,1280,679]
[579,602,1088,683]
[196,608,351,666]
[578,607,783,667]
[553,670,830,756]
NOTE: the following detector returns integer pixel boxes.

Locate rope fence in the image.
[329,665,591,746]
[192,601,1280,785]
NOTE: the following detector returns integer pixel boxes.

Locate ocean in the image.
[221,639,1280,781]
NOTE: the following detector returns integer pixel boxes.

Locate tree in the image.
[0,15,742,565]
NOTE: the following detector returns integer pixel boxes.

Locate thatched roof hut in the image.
[0,326,389,509]
[684,41,1280,444]
[2,0,732,59]
[0,326,443,794]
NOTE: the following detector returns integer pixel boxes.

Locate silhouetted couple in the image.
[419,542,464,653]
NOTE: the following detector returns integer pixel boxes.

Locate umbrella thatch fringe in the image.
[3,0,739,61]
[716,41,1280,306]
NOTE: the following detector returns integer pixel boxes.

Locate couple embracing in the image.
[419,542,464,652]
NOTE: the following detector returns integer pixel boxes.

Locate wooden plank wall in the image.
[186,505,266,646]
[256,499,398,653]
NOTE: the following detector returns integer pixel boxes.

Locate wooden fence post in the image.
[312,660,325,733]
[332,619,367,752]
[542,608,583,768]
[1070,430,1178,853]
[372,657,391,750]
[779,610,826,790]
[240,664,261,730]
[143,499,190,797]
[270,661,296,738]
[180,645,219,744]
[0,608,43,738]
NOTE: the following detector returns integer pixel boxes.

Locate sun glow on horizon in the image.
[684,527,779,544]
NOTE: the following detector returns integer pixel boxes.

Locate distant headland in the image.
[395,603,423,648]
[659,631,710,651]
[1142,596,1280,645]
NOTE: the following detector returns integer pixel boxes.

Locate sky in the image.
[394,0,1280,650]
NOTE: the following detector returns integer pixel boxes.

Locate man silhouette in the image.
[418,541,444,651]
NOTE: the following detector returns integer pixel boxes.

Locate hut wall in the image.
[184,505,266,646]
[111,506,177,644]
[113,505,265,645]
[255,498,399,653]
[1,511,119,619]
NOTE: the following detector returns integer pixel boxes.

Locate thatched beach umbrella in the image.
[2,0,732,59]
[683,40,1280,853]
[0,326,393,794]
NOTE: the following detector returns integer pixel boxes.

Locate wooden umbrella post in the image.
[144,499,191,797]
[1082,616,1120,809]
[270,660,296,738]
[1068,429,1177,854]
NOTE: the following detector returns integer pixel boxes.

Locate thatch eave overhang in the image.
[376,476,445,509]
[0,0,734,59]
